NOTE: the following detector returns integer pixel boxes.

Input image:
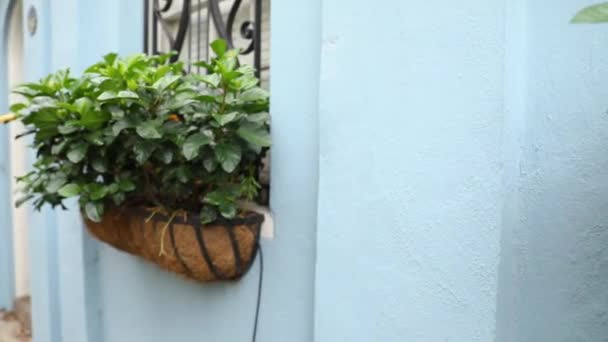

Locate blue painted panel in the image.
[20,0,62,341]
[0,0,16,311]
[48,1,102,341]
[314,0,505,341]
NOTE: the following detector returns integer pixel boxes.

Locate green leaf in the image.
[572,3,608,23]
[91,158,108,173]
[164,92,198,111]
[88,75,110,86]
[239,87,269,102]
[85,131,105,145]
[182,131,213,160]
[219,70,242,83]
[211,39,228,57]
[112,119,131,136]
[193,61,213,71]
[153,74,181,92]
[9,103,26,113]
[88,184,108,201]
[47,174,67,193]
[119,179,136,192]
[245,112,269,123]
[214,142,241,173]
[13,86,39,97]
[103,53,118,66]
[74,97,93,114]
[15,195,34,208]
[199,73,222,88]
[134,141,156,164]
[136,121,162,139]
[51,140,69,155]
[195,94,218,103]
[230,74,259,91]
[109,106,125,119]
[200,206,218,224]
[98,90,138,101]
[237,64,256,75]
[30,96,58,110]
[58,123,79,135]
[154,65,171,80]
[203,188,239,220]
[84,202,104,222]
[204,190,229,206]
[237,122,271,149]
[117,90,139,99]
[212,112,239,126]
[79,111,111,130]
[97,91,118,101]
[57,102,80,113]
[127,79,138,90]
[34,127,59,142]
[67,142,88,163]
[112,192,126,205]
[203,158,218,172]
[224,49,240,59]
[58,183,81,198]
[174,166,191,183]
[22,110,60,129]
[222,57,238,72]
[219,202,237,219]
[157,148,174,164]
[107,183,120,194]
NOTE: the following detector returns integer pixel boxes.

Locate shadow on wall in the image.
[497,1,608,341]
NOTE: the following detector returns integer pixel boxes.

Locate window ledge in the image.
[240,202,274,240]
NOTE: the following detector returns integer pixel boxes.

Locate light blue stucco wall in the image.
[497,1,608,341]
[2,0,608,341]
[314,1,506,341]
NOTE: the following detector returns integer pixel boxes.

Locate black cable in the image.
[252,245,263,342]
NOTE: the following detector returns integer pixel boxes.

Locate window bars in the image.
[143,0,264,78]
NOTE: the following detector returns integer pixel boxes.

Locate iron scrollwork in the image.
[144,0,263,77]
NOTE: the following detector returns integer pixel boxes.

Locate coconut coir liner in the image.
[84,206,264,282]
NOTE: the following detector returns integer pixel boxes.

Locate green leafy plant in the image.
[9,39,270,223]
[572,2,608,23]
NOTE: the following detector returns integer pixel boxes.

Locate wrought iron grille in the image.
[143,0,271,203]
[143,0,268,81]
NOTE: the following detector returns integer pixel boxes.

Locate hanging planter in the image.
[2,39,270,282]
[85,207,263,281]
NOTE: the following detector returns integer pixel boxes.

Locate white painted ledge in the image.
[240,202,274,240]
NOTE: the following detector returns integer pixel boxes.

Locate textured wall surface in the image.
[497,1,608,341]
[314,0,506,341]
[4,0,608,341]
